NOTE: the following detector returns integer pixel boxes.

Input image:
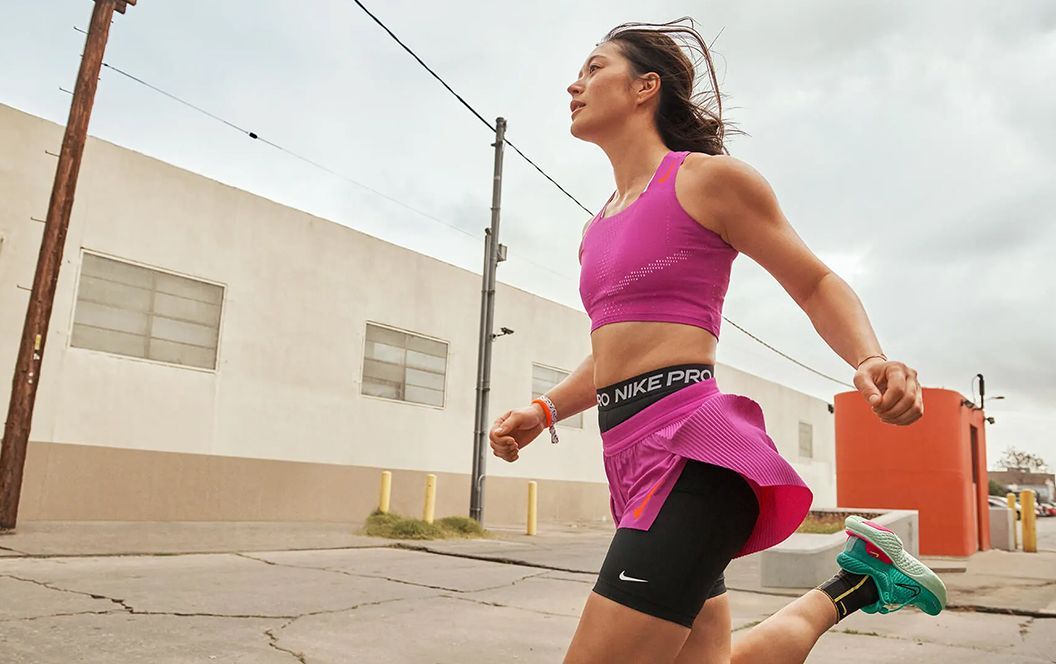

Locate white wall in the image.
[0,104,836,506]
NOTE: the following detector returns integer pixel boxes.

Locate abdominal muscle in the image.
[590,320,718,388]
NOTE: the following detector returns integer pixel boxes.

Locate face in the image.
[567,41,659,142]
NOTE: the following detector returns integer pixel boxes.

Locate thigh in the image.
[563,591,690,664]
[565,462,759,663]
[674,593,732,664]
[593,461,759,627]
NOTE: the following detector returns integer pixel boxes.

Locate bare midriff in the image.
[589,320,718,388]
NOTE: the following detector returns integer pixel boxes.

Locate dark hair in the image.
[601,18,743,155]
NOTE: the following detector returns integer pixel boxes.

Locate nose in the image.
[567,78,584,97]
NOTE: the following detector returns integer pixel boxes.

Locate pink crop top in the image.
[578,150,738,337]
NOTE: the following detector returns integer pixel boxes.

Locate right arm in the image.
[489,353,597,462]
[488,219,598,462]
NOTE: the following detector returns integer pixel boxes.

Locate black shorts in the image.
[591,365,760,628]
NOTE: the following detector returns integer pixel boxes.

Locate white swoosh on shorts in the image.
[619,571,648,583]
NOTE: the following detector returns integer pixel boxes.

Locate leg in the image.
[673,592,733,664]
[564,591,690,664]
[565,461,759,663]
[730,589,836,664]
[729,516,948,663]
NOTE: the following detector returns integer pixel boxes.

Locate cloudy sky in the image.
[3,1,1054,468]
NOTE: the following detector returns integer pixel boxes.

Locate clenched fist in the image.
[855,357,924,425]
[488,404,547,462]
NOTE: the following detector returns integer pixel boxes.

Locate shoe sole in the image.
[844,516,947,613]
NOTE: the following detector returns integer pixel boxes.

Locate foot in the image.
[836,515,947,616]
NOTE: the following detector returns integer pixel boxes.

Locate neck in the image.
[597,122,670,199]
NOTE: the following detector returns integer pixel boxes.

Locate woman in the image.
[488,19,946,664]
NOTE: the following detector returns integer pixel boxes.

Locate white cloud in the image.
[1,0,1052,464]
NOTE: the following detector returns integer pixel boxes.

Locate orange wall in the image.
[835,387,990,556]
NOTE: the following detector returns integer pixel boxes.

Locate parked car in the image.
[988,495,1022,520]
[1043,503,1056,517]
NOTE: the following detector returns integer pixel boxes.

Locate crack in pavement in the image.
[832,625,1055,659]
[0,544,396,560]
[946,603,1056,619]
[438,593,580,619]
[391,542,597,575]
[264,595,438,664]
[0,573,394,621]
[392,546,1056,620]
[1018,617,1035,640]
[235,551,551,594]
[0,609,127,623]
[3,570,439,663]
[1,573,134,614]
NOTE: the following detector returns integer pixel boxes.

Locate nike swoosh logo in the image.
[895,582,921,599]
[633,479,665,519]
[619,571,648,583]
[656,162,677,183]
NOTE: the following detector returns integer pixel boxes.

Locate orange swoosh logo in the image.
[655,162,677,184]
[633,479,664,519]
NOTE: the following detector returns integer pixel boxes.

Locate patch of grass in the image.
[795,516,845,535]
[436,515,485,536]
[363,509,488,540]
[795,510,883,535]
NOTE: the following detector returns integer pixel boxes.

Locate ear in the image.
[636,72,662,105]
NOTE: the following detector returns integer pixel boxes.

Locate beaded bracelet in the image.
[531,395,560,444]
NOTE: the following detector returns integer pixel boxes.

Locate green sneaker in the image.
[835,515,947,616]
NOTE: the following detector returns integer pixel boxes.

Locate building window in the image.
[362,323,447,407]
[71,253,223,370]
[531,363,583,429]
[798,421,813,459]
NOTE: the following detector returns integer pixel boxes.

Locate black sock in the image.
[817,569,880,622]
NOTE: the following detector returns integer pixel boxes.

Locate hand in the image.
[854,358,924,425]
[488,404,547,462]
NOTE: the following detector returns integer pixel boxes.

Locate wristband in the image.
[532,395,560,444]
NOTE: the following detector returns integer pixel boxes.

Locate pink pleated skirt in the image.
[601,376,813,558]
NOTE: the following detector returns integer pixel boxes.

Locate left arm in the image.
[684,155,922,425]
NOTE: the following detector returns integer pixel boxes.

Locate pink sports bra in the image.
[578,150,738,337]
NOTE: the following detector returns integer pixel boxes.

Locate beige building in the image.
[0,104,836,526]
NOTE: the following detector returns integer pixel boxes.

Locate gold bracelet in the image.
[856,353,887,369]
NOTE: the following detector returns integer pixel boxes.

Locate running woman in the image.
[488,18,946,664]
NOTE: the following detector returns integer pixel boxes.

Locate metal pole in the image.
[977,372,985,411]
[470,117,506,523]
[0,0,131,530]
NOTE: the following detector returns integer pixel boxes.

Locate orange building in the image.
[834,387,991,556]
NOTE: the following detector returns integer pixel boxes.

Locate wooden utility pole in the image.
[0,0,135,530]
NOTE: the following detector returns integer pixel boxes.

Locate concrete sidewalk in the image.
[1,520,1054,663]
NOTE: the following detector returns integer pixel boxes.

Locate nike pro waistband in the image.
[595,363,716,412]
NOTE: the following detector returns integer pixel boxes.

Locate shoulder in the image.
[680,153,776,207]
[677,153,781,233]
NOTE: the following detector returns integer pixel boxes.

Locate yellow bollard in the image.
[527,481,538,536]
[1007,493,1019,549]
[423,474,437,524]
[379,471,392,514]
[1022,489,1037,553]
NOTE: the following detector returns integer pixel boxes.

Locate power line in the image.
[346,3,854,390]
[76,30,854,391]
[348,0,593,217]
[74,30,579,281]
[101,61,483,241]
[720,317,854,388]
[104,62,579,280]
